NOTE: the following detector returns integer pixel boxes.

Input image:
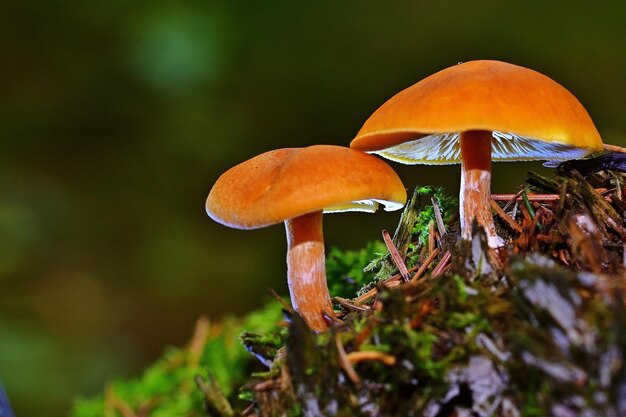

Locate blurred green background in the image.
[0,1,624,415]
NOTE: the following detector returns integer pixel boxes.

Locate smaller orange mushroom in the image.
[206,145,406,331]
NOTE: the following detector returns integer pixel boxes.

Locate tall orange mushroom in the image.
[351,60,603,247]
[206,145,406,331]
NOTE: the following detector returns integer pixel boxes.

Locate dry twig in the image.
[347,351,397,366]
[335,334,361,385]
[410,248,441,284]
[490,199,523,233]
[431,251,452,277]
[431,197,447,247]
[382,229,411,282]
[354,264,422,304]
[428,220,436,255]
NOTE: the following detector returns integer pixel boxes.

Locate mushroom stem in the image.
[284,211,334,331]
[460,130,503,247]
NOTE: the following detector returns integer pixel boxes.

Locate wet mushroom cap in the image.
[206,145,407,229]
[350,60,603,163]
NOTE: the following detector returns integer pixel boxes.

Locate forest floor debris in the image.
[72,167,626,417]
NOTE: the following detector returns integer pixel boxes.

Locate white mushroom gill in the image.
[324,198,405,214]
[371,131,590,165]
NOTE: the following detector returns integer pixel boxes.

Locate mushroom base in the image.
[460,130,503,247]
[285,211,334,331]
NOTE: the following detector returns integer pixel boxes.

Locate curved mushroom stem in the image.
[284,211,334,331]
[460,130,503,248]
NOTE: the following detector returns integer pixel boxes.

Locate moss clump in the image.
[411,186,458,246]
[72,168,626,417]
[326,241,388,299]
[71,302,284,417]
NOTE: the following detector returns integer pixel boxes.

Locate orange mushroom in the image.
[206,145,406,331]
[351,60,603,247]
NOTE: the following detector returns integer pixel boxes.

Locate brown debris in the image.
[490,198,522,233]
[354,263,423,304]
[428,220,436,254]
[491,188,608,202]
[564,213,603,273]
[408,299,437,329]
[411,248,441,284]
[492,193,560,202]
[335,334,361,385]
[347,351,397,366]
[431,251,452,277]
[344,171,626,326]
[240,172,626,417]
[431,197,447,242]
[382,229,411,282]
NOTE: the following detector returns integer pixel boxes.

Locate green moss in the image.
[72,171,626,417]
[70,300,283,417]
[326,240,388,298]
[412,186,458,246]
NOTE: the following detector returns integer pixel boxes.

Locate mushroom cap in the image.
[350,60,603,164]
[206,145,407,229]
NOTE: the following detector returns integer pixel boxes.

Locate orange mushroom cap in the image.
[350,60,603,164]
[206,145,407,229]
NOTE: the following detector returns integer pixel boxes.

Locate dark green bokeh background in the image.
[0,1,624,415]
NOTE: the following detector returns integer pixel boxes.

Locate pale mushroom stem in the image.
[284,210,334,331]
[460,130,503,247]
